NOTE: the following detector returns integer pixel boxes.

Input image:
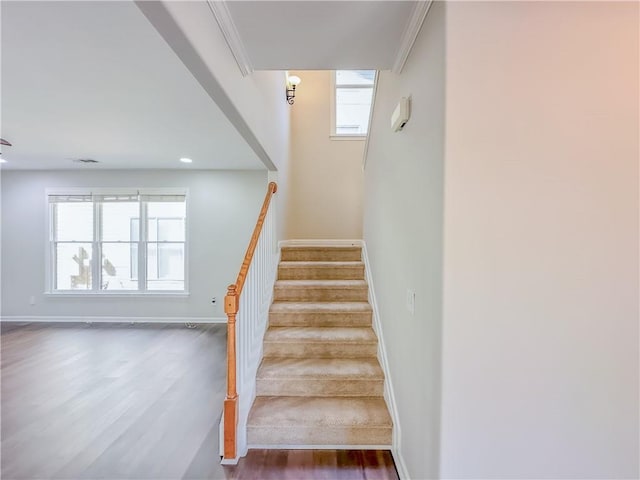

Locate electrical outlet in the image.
[406,289,415,315]
[29,295,36,306]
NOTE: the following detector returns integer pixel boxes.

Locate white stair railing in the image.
[221,182,278,464]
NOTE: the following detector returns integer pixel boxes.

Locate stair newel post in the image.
[224,284,239,460]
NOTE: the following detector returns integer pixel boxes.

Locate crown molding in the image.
[206,0,253,77]
[391,0,433,74]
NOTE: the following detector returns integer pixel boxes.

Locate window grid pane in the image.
[50,194,186,293]
[55,243,93,290]
[147,242,185,291]
[54,202,93,241]
[336,70,375,86]
[101,202,139,241]
[101,242,138,290]
[336,87,374,135]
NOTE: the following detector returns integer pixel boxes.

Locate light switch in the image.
[406,289,415,315]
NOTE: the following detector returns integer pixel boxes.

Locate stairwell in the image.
[246,245,393,447]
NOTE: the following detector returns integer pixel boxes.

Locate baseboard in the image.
[279,239,364,248]
[361,241,405,474]
[392,446,411,479]
[248,444,392,450]
[0,316,226,324]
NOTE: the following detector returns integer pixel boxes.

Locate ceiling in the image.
[222,1,421,71]
[0,1,265,170]
[0,1,427,170]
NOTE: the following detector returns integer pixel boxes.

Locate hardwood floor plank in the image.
[1,323,398,480]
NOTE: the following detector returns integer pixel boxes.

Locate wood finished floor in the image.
[1,322,398,480]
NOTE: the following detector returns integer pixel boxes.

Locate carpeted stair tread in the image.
[268,301,373,327]
[278,261,365,280]
[257,357,384,380]
[246,242,392,448]
[281,246,362,262]
[270,302,372,313]
[274,280,369,302]
[279,261,364,266]
[264,326,377,344]
[248,396,392,429]
[282,245,361,250]
[275,280,368,288]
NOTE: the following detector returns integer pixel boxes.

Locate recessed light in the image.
[180,157,193,164]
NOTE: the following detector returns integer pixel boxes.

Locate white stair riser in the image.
[256,378,383,397]
[248,426,392,446]
[263,342,378,358]
[274,287,368,302]
[278,265,365,280]
[269,312,372,327]
[247,243,393,450]
[281,249,362,262]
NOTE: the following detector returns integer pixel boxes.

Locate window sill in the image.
[44,292,190,298]
[330,134,367,141]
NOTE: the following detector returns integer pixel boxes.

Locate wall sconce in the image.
[286,75,301,105]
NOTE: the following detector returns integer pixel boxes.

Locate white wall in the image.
[362,2,445,478]
[441,2,639,478]
[1,169,268,320]
[288,70,365,239]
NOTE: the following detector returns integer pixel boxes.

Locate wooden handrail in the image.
[223,181,277,461]
[233,181,278,296]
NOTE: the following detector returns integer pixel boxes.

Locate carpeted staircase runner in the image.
[247,245,392,447]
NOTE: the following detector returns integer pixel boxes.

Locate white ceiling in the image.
[0,1,265,170]
[224,1,420,70]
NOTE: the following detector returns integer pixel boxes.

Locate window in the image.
[331,70,376,138]
[48,191,186,293]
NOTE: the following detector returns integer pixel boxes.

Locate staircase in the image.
[246,245,393,447]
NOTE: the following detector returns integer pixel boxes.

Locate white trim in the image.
[329,134,366,142]
[361,241,405,477]
[279,239,363,248]
[330,71,337,137]
[43,292,190,298]
[362,70,380,171]
[206,0,253,77]
[393,448,411,480]
[44,193,53,294]
[239,245,280,457]
[45,187,188,196]
[0,316,226,323]
[247,444,392,450]
[45,187,189,295]
[392,0,433,74]
[329,71,374,139]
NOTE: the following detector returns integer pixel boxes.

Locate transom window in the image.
[48,191,187,293]
[331,70,376,138]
